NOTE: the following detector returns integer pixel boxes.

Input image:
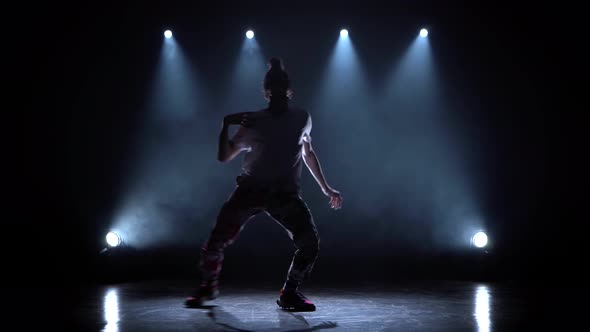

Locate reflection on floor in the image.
[64,279,548,331]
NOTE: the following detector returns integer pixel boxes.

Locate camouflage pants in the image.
[199,182,319,288]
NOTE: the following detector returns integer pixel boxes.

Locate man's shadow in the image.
[193,305,337,331]
[277,309,338,332]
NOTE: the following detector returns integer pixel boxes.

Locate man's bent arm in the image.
[302,141,333,194]
[218,124,245,162]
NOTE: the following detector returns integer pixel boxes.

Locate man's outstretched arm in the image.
[302,140,343,210]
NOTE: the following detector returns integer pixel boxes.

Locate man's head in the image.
[263,57,293,101]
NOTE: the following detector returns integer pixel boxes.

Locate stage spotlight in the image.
[106,231,122,247]
[420,28,428,37]
[246,30,254,39]
[472,231,488,248]
[340,29,349,38]
[164,30,172,39]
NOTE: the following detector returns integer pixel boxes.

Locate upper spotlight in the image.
[164,30,172,39]
[420,28,428,37]
[340,29,349,38]
[471,231,488,248]
[106,231,122,247]
[246,30,254,39]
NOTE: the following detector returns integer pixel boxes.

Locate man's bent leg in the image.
[200,191,259,287]
[186,187,260,307]
[268,194,320,292]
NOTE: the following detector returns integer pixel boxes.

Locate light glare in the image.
[164,30,172,39]
[340,29,348,38]
[246,30,254,39]
[106,231,121,247]
[472,231,488,248]
[420,28,428,37]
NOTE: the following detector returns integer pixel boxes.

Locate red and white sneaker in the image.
[185,284,219,308]
[276,288,316,311]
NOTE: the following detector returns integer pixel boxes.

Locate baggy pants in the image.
[199,180,319,288]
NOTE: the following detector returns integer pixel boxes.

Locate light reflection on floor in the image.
[103,289,119,332]
[86,280,534,331]
[474,285,490,332]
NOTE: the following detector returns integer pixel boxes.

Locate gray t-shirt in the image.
[231,107,312,192]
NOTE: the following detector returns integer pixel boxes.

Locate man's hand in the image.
[223,112,256,128]
[324,188,343,210]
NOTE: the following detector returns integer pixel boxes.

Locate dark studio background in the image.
[23,1,573,290]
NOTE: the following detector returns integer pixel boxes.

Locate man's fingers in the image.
[334,196,342,209]
[329,196,342,210]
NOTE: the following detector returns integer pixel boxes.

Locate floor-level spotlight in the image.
[471,231,488,248]
[106,231,122,248]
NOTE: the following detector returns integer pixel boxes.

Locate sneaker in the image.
[276,288,316,311]
[184,284,219,308]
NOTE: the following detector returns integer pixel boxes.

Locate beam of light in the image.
[106,231,121,247]
[382,29,435,101]
[472,231,488,248]
[103,289,119,332]
[225,28,267,111]
[420,28,428,37]
[376,27,483,249]
[110,202,176,248]
[164,30,172,39]
[315,26,369,107]
[311,26,375,214]
[474,285,491,332]
[112,26,208,249]
[246,30,254,39]
[152,32,202,121]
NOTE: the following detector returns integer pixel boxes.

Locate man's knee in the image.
[297,231,320,257]
[207,203,246,250]
[205,227,239,252]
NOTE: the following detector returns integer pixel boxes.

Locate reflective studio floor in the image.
[54,278,562,332]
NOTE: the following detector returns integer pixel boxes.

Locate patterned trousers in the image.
[199,181,319,288]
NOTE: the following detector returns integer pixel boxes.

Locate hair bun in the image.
[269,57,282,70]
[263,57,291,95]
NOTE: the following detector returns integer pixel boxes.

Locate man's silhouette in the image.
[186,57,342,311]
